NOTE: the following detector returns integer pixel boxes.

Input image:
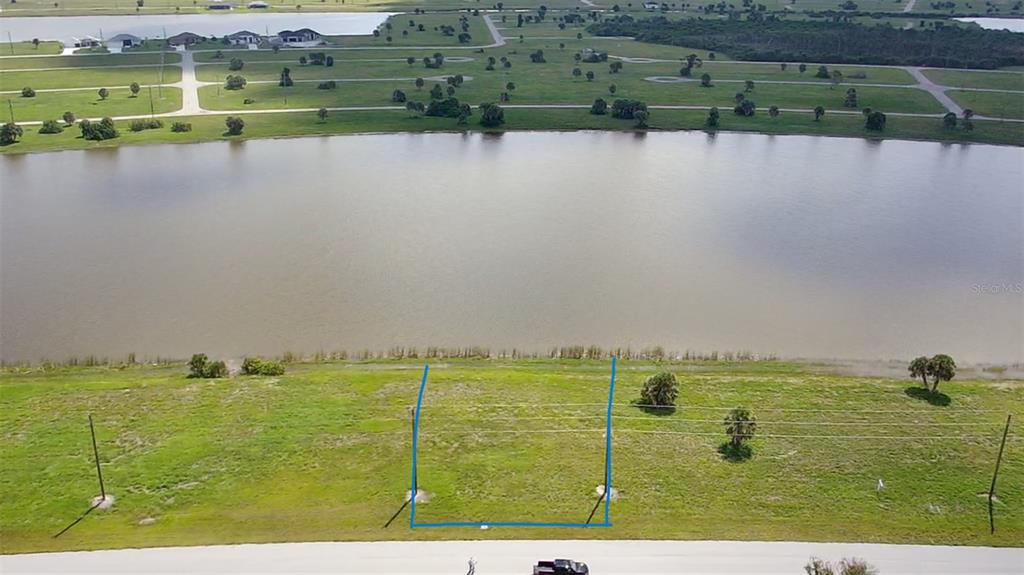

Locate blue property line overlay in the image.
[409,363,429,528]
[409,359,616,529]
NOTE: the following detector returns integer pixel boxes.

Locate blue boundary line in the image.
[409,363,429,528]
[410,359,616,529]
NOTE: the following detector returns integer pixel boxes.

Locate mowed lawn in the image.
[923,69,1024,92]
[948,90,1024,119]
[6,87,182,122]
[0,67,182,91]
[1,359,1020,554]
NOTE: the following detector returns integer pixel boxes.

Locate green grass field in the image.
[5,87,182,122]
[923,69,1024,91]
[0,41,63,55]
[948,90,1024,119]
[1,358,1020,554]
[1,67,182,90]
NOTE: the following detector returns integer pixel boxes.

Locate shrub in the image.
[0,122,23,145]
[241,357,286,376]
[864,110,887,131]
[838,558,877,575]
[225,116,245,135]
[724,407,756,448]
[171,121,193,132]
[228,57,244,71]
[425,97,463,118]
[129,118,163,132]
[590,97,608,115]
[392,89,407,103]
[243,98,256,104]
[478,102,505,127]
[39,119,64,134]
[21,87,36,98]
[225,74,247,90]
[98,87,109,100]
[640,372,678,407]
[62,111,76,125]
[79,117,118,141]
[317,80,337,90]
[610,98,647,119]
[733,99,756,116]
[187,353,228,378]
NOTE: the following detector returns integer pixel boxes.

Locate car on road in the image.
[533,558,589,574]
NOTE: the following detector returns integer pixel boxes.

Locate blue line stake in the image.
[604,356,616,526]
[410,363,429,529]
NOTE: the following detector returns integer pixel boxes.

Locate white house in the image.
[642,1,662,9]
[247,0,268,7]
[71,36,102,48]
[106,33,143,53]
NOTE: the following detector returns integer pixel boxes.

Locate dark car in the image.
[533,558,589,575]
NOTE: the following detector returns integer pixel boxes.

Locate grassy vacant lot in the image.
[923,69,1024,92]
[5,87,182,122]
[1,67,182,90]
[0,41,63,56]
[948,90,1024,119]
[1,359,1020,554]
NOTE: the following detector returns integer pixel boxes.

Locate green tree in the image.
[392,89,407,103]
[805,557,835,575]
[228,58,244,71]
[129,82,141,96]
[225,116,245,135]
[610,61,623,73]
[39,119,64,134]
[815,65,830,79]
[942,112,957,129]
[572,67,582,79]
[430,83,444,100]
[21,87,35,98]
[406,56,416,66]
[586,70,595,81]
[769,105,780,118]
[279,67,293,87]
[415,77,425,90]
[799,63,807,74]
[79,117,118,140]
[406,100,425,117]
[838,558,878,575]
[609,83,617,95]
[927,354,956,392]
[706,106,720,128]
[744,79,755,92]
[865,110,886,130]
[0,122,23,145]
[700,73,712,87]
[814,105,825,121]
[225,75,247,90]
[317,107,328,121]
[478,102,505,127]
[724,407,756,449]
[844,88,858,108]
[640,372,677,406]
[962,109,974,131]
[590,97,608,115]
[780,62,788,71]
[908,356,931,388]
[62,111,76,125]
[633,109,649,128]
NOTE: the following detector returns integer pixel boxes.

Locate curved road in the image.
[4,540,1022,574]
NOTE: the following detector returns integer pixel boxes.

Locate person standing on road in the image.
[467,557,476,575]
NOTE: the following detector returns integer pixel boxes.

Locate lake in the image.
[0,12,391,44]
[955,17,1024,32]
[1,132,1021,364]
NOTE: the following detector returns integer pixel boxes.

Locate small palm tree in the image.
[724,408,756,449]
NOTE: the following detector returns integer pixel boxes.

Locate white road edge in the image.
[3,540,1022,575]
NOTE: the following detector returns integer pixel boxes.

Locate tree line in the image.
[587,16,1024,69]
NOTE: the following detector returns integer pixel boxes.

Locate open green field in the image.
[4,87,182,122]
[0,66,182,90]
[949,89,1024,119]
[1,358,1021,553]
[0,41,63,56]
[923,69,1024,91]
[0,52,180,71]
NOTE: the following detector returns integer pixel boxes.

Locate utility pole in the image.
[89,415,106,501]
[988,414,1011,534]
[8,99,14,123]
[159,27,166,98]
[7,32,13,55]
[148,85,155,117]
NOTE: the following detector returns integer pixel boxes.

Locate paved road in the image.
[4,540,1022,574]
[907,67,964,115]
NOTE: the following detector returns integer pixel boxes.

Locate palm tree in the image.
[724,408,756,449]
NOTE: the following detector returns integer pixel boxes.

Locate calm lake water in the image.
[0,12,391,44]
[1,132,1022,364]
[956,17,1024,32]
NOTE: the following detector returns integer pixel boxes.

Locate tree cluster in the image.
[188,353,228,379]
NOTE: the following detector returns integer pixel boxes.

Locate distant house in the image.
[273,28,323,47]
[226,30,261,46]
[167,32,205,48]
[247,0,268,7]
[71,36,102,48]
[642,1,662,9]
[106,33,143,52]
[207,1,232,9]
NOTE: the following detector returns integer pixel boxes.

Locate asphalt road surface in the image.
[5,540,1023,574]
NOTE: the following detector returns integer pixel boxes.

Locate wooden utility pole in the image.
[988,414,1011,534]
[89,415,106,500]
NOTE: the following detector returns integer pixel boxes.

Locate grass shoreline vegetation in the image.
[1,355,1021,554]
[0,5,1021,153]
